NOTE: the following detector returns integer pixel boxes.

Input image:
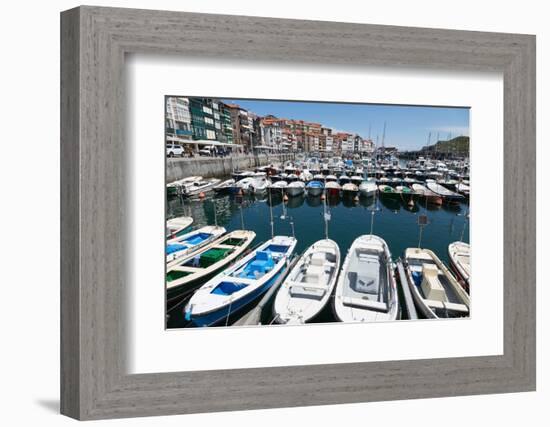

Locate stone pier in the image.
[166,153,295,183]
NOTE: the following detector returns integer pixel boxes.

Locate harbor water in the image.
[166,189,470,328]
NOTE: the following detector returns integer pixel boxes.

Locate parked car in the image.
[198,148,213,156]
[166,143,184,157]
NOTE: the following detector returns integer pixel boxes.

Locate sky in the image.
[222,98,469,151]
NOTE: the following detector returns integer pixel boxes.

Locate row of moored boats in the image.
[165,215,471,326]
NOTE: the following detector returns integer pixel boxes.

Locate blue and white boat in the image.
[306,180,324,197]
[184,235,297,326]
[166,225,226,264]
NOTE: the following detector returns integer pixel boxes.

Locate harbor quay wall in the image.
[167,153,295,182]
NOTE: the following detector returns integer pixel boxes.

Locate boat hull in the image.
[189,269,285,327]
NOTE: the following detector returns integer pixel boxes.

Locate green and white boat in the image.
[166,230,256,305]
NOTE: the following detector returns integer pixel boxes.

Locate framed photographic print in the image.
[61,6,536,420]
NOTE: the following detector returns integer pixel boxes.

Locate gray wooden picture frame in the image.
[60,6,536,420]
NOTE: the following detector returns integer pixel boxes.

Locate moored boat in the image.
[306,180,324,197]
[273,239,340,324]
[166,225,226,264]
[359,181,377,197]
[269,180,288,194]
[333,235,399,322]
[378,184,399,198]
[184,236,297,326]
[412,183,443,205]
[342,183,359,197]
[403,247,470,318]
[166,230,256,304]
[426,181,463,203]
[325,181,341,197]
[183,178,221,197]
[213,178,235,194]
[166,216,193,239]
[287,181,305,197]
[448,241,470,293]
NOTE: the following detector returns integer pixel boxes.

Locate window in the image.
[206,129,216,140]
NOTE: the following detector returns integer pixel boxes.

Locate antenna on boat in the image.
[268,189,275,238]
[323,189,330,240]
[240,203,245,230]
[460,210,469,242]
[417,214,428,248]
[212,199,218,227]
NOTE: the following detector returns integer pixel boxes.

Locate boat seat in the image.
[421,264,447,302]
[425,300,469,314]
[310,253,326,266]
[342,296,388,312]
[289,282,326,298]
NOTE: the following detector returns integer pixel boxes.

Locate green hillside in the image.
[425,136,469,156]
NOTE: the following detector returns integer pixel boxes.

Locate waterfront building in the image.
[165,96,193,141]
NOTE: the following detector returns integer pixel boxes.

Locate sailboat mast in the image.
[268,190,274,238]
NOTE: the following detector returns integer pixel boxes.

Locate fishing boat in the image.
[232,177,256,194]
[426,182,463,203]
[325,174,338,182]
[232,170,254,181]
[286,173,299,182]
[299,170,313,182]
[448,241,471,293]
[166,176,202,197]
[403,248,470,318]
[359,181,377,197]
[287,181,305,197]
[339,174,351,185]
[456,182,470,198]
[212,178,235,194]
[313,173,325,182]
[396,185,414,196]
[333,235,399,322]
[166,225,226,264]
[342,183,359,197]
[378,184,399,198]
[269,180,288,194]
[273,239,340,324]
[306,180,324,197]
[166,230,256,304]
[350,175,363,186]
[250,177,270,195]
[325,181,341,197]
[184,236,297,326]
[412,183,443,205]
[183,178,221,197]
[166,216,193,239]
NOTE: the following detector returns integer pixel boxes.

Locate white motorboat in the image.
[448,241,471,293]
[250,177,270,195]
[359,181,377,197]
[412,183,443,205]
[287,181,305,197]
[166,225,226,264]
[183,178,221,197]
[269,180,288,194]
[274,239,340,324]
[166,176,202,197]
[184,236,297,326]
[350,175,363,186]
[166,230,256,304]
[166,216,193,239]
[342,183,359,197]
[333,235,399,322]
[404,247,470,318]
[299,170,313,182]
[456,182,470,198]
[213,178,235,193]
[426,181,463,202]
